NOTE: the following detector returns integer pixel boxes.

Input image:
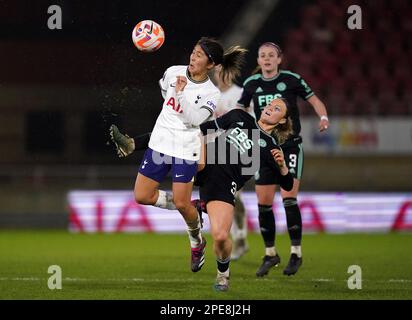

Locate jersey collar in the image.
[262,71,281,82]
[255,119,279,145]
[186,67,209,84]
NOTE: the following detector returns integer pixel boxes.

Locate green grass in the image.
[0,231,411,299]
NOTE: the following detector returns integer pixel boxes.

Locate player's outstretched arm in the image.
[271,148,293,191]
[307,95,329,132]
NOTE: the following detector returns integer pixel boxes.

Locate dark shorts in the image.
[195,164,240,207]
[138,148,198,183]
[255,143,304,185]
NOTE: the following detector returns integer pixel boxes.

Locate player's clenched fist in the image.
[271,148,288,175]
[175,76,187,93]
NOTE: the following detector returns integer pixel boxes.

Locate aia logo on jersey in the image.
[166,97,183,113]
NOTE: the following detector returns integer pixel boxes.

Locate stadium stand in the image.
[281,0,412,116]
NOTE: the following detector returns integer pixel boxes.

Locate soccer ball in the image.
[132,20,165,52]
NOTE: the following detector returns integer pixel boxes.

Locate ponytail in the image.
[220,46,248,86]
[197,37,247,86]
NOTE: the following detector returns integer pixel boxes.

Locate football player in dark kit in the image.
[195,97,293,291]
[237,42,330,277]
[109,97,294,291]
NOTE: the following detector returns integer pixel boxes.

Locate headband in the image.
[199,41,223,65]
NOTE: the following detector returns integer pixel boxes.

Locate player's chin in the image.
[188,65,196,73]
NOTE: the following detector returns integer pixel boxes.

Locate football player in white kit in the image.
[120,37,247,274]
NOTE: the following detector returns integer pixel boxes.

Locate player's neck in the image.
[262,68,279,79]
[188,70,208,82]
[257,119,275,134]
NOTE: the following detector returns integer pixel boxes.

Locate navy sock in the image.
[216,257,230,273]
[283,197,302,246]
[258,204,276,247]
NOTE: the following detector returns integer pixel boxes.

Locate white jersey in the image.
[149,65,220,161]
[214,84,243,117]
[215,84,256,118]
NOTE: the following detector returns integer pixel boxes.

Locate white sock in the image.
[187,214,202,248]
[236,227,247,240]
[217,268,230,278]
[291,246,302,258]
[154,190,176,210]
[265,246,277,257]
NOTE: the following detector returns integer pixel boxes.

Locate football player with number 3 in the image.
[237,42,329,277]
[195,97,294,290]
[211,65,255,261]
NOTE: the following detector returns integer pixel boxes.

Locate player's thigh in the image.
[255,184,277,205]
[134,173,160,202]
[207,200,234,241]
[172,181,194,207]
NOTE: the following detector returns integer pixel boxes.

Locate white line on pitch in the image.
[0,277,411,284]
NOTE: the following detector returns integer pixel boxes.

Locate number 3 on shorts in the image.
[230,181,237,195]
[289,154,297,168]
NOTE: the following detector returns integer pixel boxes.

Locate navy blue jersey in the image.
[200,109,287,190]
[237,70,314,138]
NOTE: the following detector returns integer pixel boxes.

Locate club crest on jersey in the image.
[258,139,267,147]
[276,82,287,91]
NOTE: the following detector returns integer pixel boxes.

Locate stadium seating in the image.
[282,0,412,115]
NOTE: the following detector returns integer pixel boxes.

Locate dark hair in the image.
[270,98,293,145]
[252,42,283,75]
[198,37,224,65]
[197,37,248,86]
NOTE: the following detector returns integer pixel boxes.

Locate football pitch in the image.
[0,231,411,300]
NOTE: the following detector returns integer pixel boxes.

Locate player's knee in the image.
[212,229,230,244]
[174,199,190,213]
[257,193,273,205]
